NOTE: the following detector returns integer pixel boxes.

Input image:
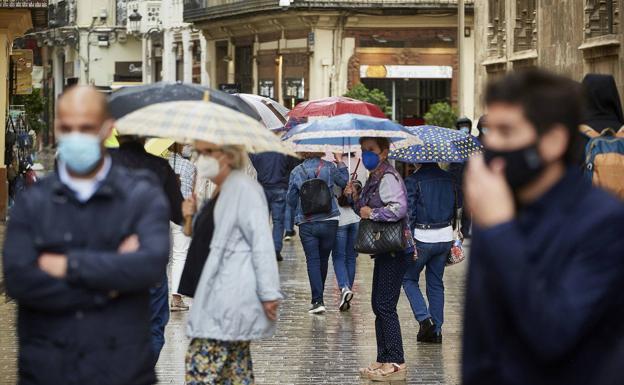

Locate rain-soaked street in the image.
[0,225,467,385]
[156,236,467,385]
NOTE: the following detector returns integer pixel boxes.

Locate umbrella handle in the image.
[183,215,193,236]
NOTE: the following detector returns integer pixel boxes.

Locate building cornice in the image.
[184,0,473,25]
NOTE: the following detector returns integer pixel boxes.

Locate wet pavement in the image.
[156,237,467,385]
[0,230,467,385]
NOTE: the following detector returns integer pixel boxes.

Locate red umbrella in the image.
[288,96,386,119]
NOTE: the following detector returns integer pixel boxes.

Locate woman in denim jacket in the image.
[287,153,348,314]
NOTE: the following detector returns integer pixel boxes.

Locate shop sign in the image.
[360,65,453,79]
[11,49,33,95]
[115,61,143,80]
[259,80,274,99]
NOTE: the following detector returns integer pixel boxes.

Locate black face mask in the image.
[484,144,544,190]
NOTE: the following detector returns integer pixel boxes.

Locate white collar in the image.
[58,156,112,202]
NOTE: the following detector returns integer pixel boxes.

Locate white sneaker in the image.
[308,302,326,314]
[339,287,354,312]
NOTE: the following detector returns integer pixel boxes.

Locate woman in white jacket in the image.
[181,140,282,385]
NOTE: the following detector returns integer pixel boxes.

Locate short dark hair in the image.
[485,69,582,164]
[359,137,390,152]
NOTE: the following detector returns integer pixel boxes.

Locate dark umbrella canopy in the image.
[108,82,261,121]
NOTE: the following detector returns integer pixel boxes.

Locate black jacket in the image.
[582,74,624,133]
[111,141,184,225]
[463,169,624,385]
[3,162,170,385]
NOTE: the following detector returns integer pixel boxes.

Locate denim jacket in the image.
[287,158,348,224]
[405,163,459,232]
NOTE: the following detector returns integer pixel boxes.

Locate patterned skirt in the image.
[185,338,255,385]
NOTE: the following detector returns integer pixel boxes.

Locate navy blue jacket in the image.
[463,169,624,385]
[405,163,458,231]
[2,162,170,385]
[250,152,298,190]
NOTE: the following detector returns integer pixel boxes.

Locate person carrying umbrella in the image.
[114,99,290,385]
[286,151,349,314]
[344,137,413,382]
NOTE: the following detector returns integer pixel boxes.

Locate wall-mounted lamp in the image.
[128,9,142,35]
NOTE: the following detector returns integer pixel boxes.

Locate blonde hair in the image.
[222,145,248,170]
[298,152,325,159]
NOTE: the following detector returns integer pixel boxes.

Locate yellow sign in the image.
[365,65,388,79]
[11,49,33,95]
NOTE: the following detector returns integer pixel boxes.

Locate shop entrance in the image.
[361,78,451,126]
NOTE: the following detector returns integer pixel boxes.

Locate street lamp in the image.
[128,9,142,35]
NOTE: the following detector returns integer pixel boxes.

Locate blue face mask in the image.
[58,132,102,175]
[362,150,381,171]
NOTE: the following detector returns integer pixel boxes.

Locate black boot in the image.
[417,318,437,342]
[276,252,284,262]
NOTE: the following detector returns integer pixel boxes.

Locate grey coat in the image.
[187,170,282,341]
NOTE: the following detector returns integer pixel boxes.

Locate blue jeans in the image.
[264,188,287,253]
[284,202,294,233]
[403,241,452,333]
[332,222,359,290]
[299,220,339,304]
[150,274,170,365]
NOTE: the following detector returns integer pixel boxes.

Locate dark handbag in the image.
[355,219,407,255]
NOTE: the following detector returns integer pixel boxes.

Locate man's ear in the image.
[101,119,115,139]
[539,124,568,163]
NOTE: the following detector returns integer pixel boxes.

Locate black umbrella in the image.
[107,82,262,121]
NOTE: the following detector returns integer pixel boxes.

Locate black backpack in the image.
[300,162,332,216]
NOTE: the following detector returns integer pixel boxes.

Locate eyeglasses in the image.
[193,148,222,157]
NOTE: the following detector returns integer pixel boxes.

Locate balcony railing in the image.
[0,0,47,8]
[185,0,473,23]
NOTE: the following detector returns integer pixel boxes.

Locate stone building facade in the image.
[474,0,623,116]
[184,0,476,123]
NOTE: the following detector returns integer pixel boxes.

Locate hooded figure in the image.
[582,74,624,133]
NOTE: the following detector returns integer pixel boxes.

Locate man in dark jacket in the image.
[250,152,298,261]
[582,74,624,133]
[2,86,170,385]
[111,136,184,363]
[463,70,624,385]
[403,163,459,343]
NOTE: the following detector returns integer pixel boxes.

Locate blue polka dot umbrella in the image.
[389,125,482,164]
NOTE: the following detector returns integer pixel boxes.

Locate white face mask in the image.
[196,155,221,180]
[181,144,193,159]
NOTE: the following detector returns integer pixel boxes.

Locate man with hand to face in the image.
[2,86,170,385]
[462,70,624,385]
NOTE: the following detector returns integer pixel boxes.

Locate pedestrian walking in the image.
[112,135,184,364]
[287,152,348,314]
[250,151,299,262]
[581,73,624,134]
[462,70,624,385]
[168,144,196,311]
[332,152,365,312]
[579,74,624,199]
[2,86,170,385]
[403,163,459,343]
[180,141,282,385]
[346,137,413,382]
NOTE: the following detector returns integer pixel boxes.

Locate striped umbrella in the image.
[282,113,419,153]
[115,101,295,156]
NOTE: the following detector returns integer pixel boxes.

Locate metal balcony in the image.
[184,0,473,24]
